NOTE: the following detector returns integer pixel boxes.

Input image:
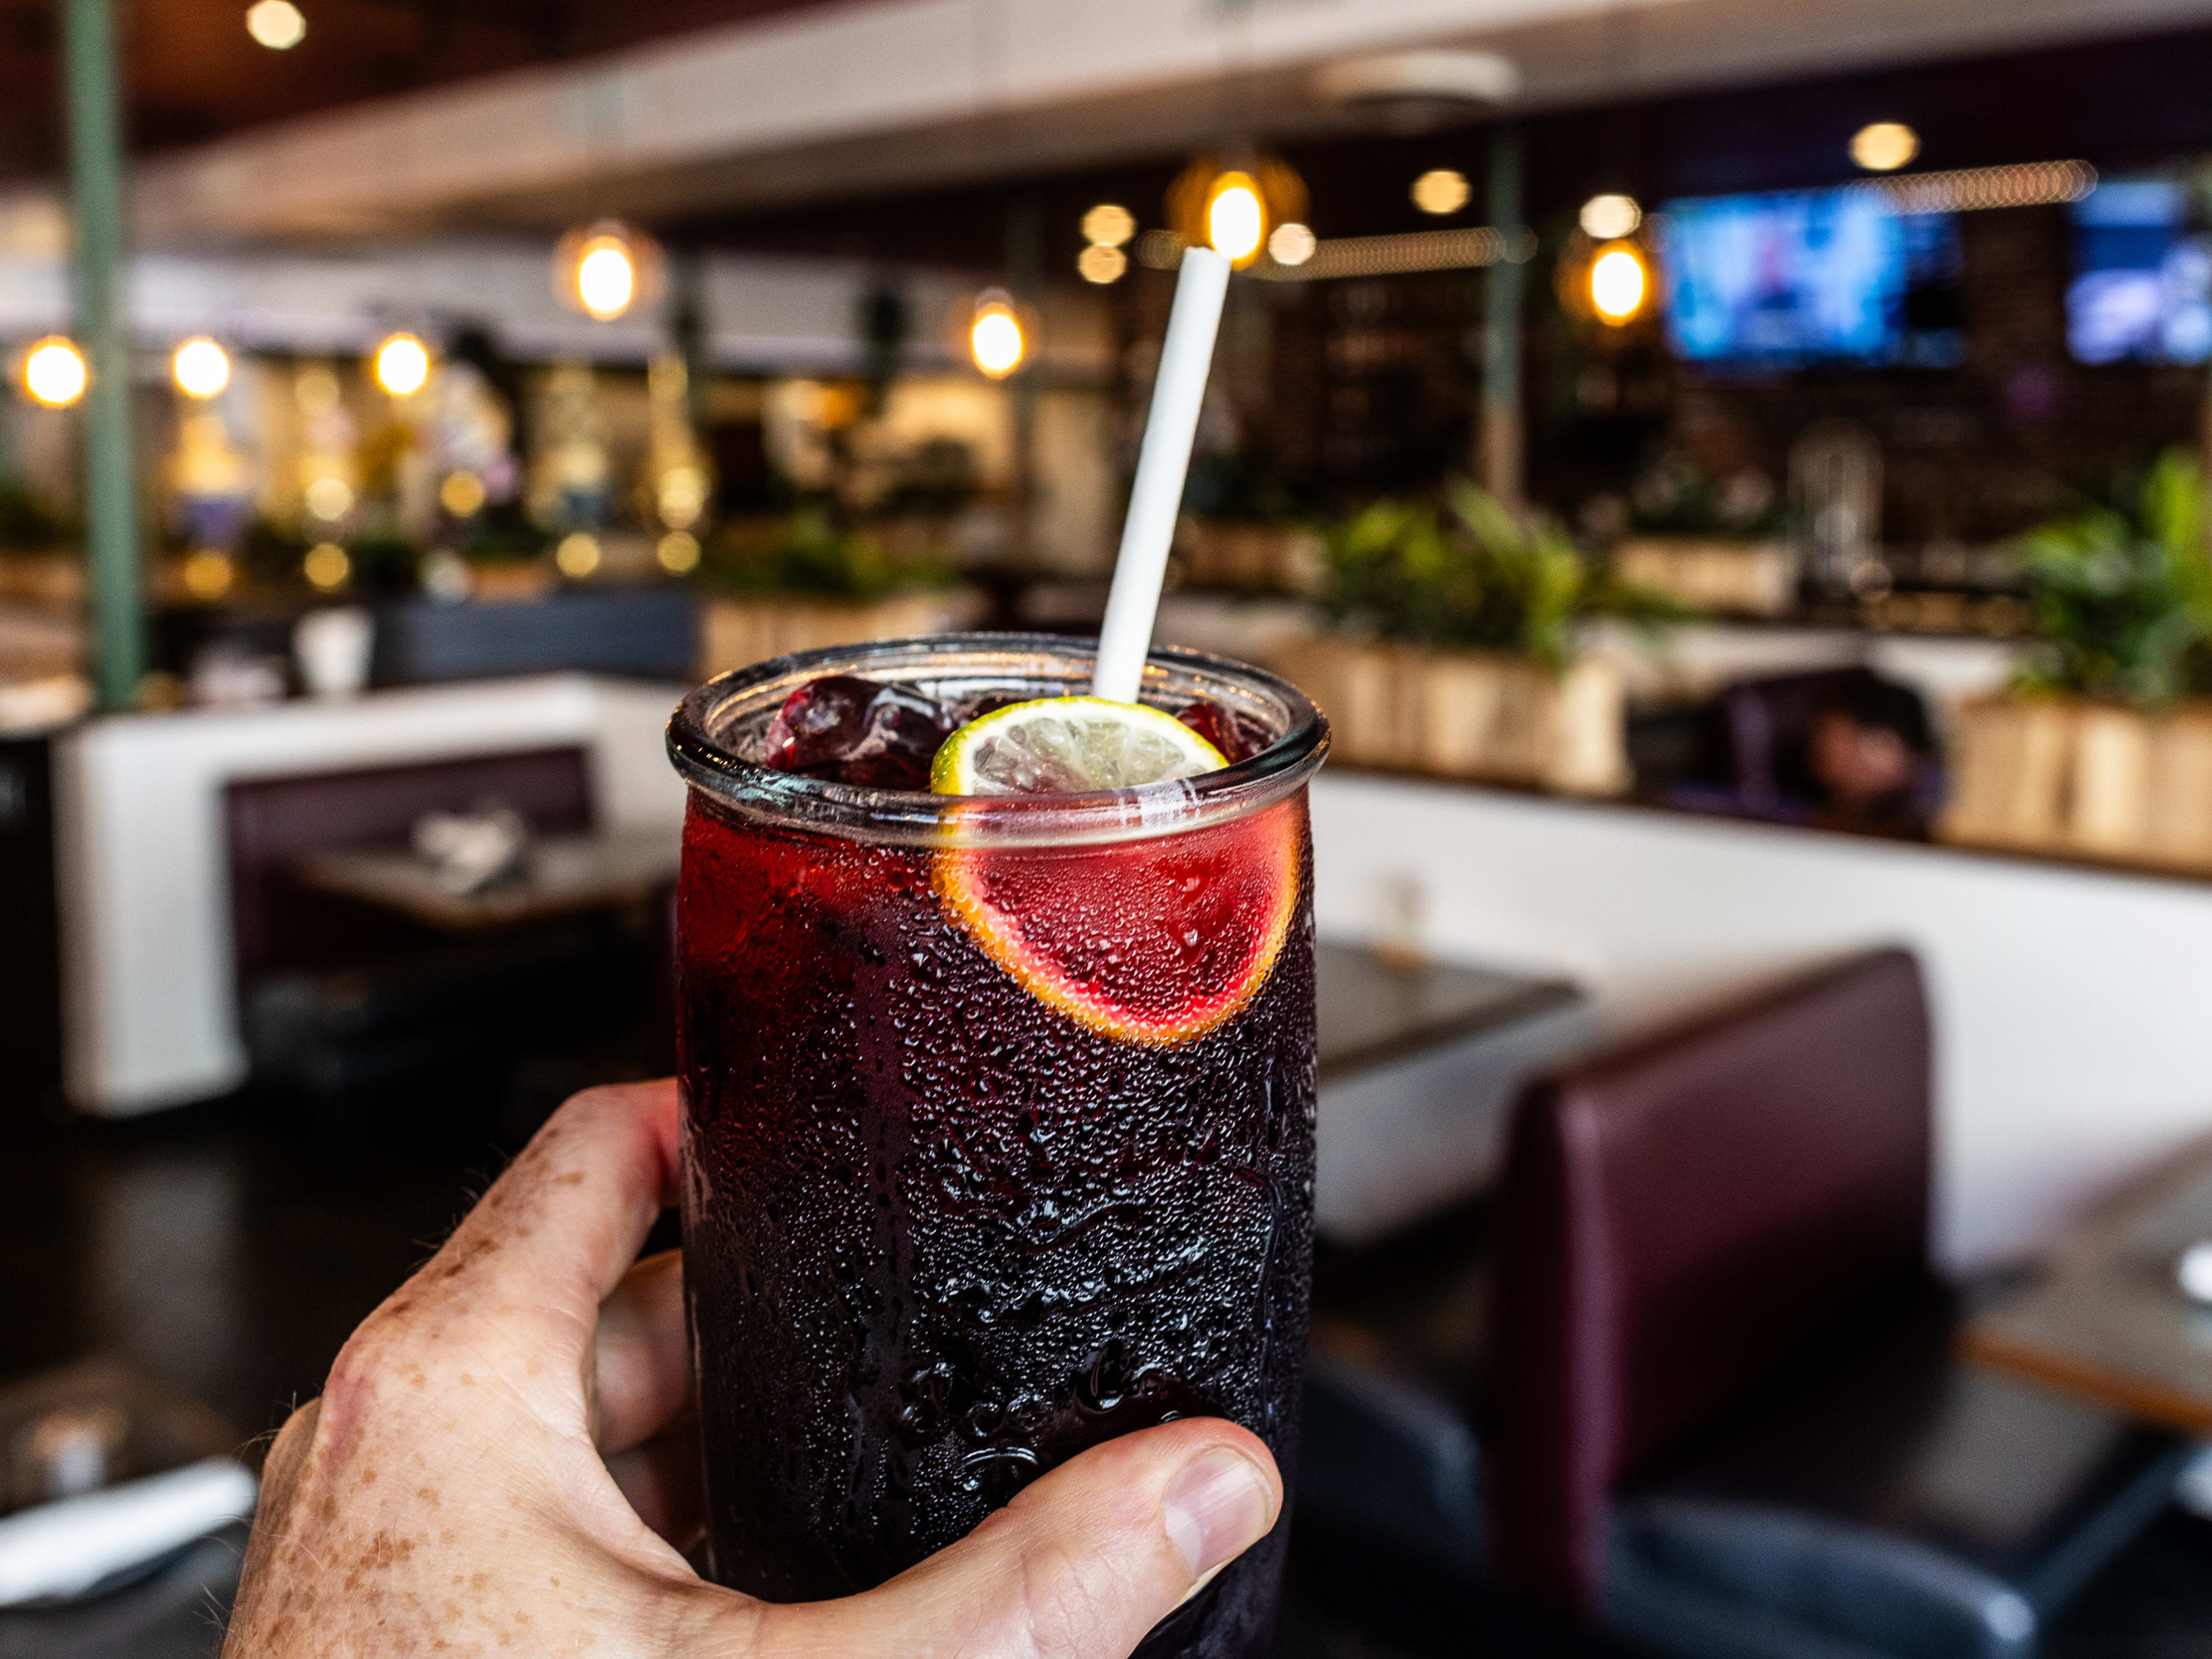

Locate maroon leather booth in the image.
[1491,949,1931,1607]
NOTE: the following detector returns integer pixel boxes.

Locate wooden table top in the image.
[1964,1135,2212,1436]
[1314,943,1580,1083]
[295,827,680,933]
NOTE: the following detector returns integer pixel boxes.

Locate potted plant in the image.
[1277,480,1671,795]
[695,505,982,677]
[1941,451,2212,869]
[1611,452,1793,616]
[1175,449,1324,595]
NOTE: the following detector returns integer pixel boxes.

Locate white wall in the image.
[1309,771,2212,1274]
[56,675,688,1116]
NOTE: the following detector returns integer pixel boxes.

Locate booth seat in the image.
[1299,949,2187,1658]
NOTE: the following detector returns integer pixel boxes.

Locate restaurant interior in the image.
[6,0,2212,1653]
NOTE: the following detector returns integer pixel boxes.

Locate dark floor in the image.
[1,1085,2207,1658]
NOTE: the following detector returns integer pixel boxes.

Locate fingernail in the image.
[1161,1447,1276,1581]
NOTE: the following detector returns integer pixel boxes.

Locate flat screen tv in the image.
[2067,179,2212,365]
[1658,187,1964,370]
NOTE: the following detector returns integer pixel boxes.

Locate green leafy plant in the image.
[699,504,952,603]
[1320,479,1677,672]
[2012,450,2212,708]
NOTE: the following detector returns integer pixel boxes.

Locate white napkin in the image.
[0,1457,258,1606]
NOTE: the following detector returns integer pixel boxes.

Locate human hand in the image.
[222,1080,1283,1658]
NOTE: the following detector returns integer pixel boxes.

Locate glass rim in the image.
[666,632,1330,848]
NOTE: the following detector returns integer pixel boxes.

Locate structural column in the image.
[63,0,143,709]
[1482,126,1527,512]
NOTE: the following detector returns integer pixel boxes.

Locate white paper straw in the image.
[1092,246,1233,704]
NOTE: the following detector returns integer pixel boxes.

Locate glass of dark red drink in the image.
[665,634,1328,1658]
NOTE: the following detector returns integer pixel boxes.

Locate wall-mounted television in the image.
[2066,180,2212,365]
[1657,187,1965,370]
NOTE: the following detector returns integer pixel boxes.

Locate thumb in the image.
[783,1419,1282,1659]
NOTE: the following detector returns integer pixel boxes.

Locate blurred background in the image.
[6,1,2212,1654]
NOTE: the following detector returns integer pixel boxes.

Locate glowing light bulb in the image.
[969,302,1026,378]
[21,338,87,408]
[575,239,637,320]
[1851,122,1920,173]
[245,0,306,50]
[1411,169,1470,215]
[657,531,702,575]
[1206,174,1266,265]
[172,338,231,400]
[1590,245,1647,323]
[373,333,430,397]
[1268,222,1317,267]
[1081,203,1136,248]
[1579,193,1643,241]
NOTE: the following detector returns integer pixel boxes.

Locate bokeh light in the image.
[1850,122,1921,172]
[969,301,1027,378]
[172,338,232,400]
[1268,222,1317,267]
[1081,204,1135,248]
[1590,245,1649,322]
[245,0,306,50]
[1078,244,1128,284]
[1206,173,1266,264]
[372,333,430,397]
[1411,169,1471,216]
[555,533,603,579]
[1578,193,1643,241]
[302,543,351,590]
[21,338,87,408]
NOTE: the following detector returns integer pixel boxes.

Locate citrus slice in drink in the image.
[928,696,1226,795]
[931,698,1298,1045]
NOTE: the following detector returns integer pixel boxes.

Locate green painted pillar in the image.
[1482,125,1527,510]
[63,0,143,709]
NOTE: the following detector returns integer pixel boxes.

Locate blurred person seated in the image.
[1642,666,1941,838]
[1804,673,1940,836]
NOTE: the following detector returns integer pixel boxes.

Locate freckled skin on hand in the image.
[220,1079,1281,1659]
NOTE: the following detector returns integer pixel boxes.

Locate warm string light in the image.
[372,332,431,397]
[172,338,231,400]
[1862,159,2097,214]
[1168,152,1308,274]
[575,240,637,320]
[21,338,87,407]
[968,296,1027,378]
[1243,225,1535,282]
[1206,173,1266,264]
[554,222,660,321]
[1590,244,1649,322]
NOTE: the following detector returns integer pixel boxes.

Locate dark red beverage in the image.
[667,637,1328,1658]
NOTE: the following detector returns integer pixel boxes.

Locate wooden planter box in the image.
[1176,520,1327,596]
[1274,638,1630,796]
[1940,696,2212,872]
[699,588,987,679]
[467,560,558,603]
[1612,536,1794,616]
[0,553,84,606]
